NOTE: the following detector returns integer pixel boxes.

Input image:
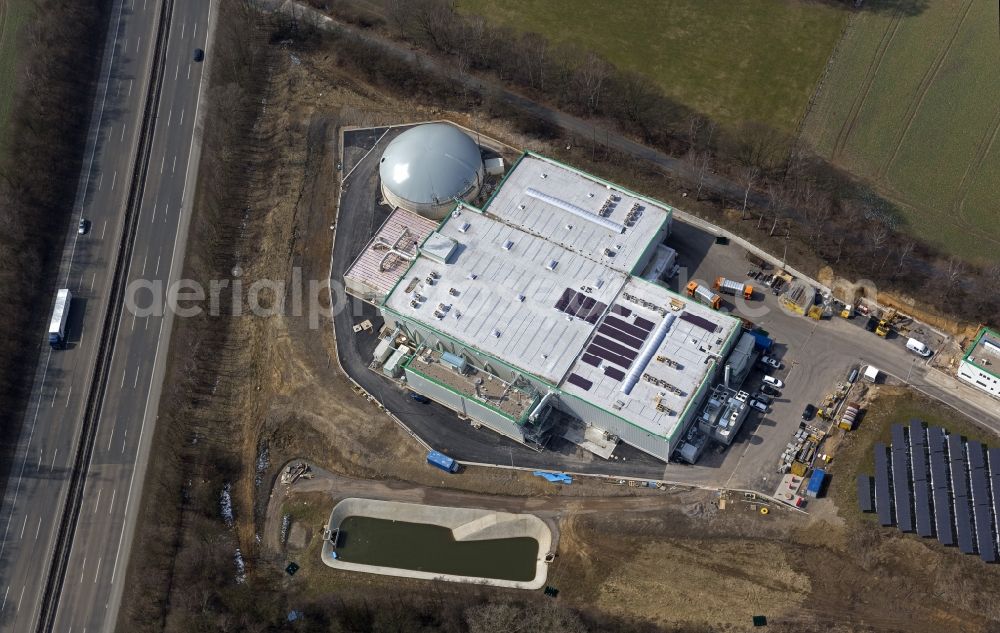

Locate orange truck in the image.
[713,276,754,300]
[685,281,721,310]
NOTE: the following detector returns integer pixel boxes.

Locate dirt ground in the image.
[126,14,1000,630]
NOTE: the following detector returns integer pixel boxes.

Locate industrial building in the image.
[349,146,755,463]
[378,123,486,219]
[958,327,1000,398]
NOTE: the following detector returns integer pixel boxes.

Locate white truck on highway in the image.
[48,288,72,349]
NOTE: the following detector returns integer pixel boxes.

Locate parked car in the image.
[78,218,89,235]
[749,399,768,413]
[760,384,781,397]
[409,392,430,404]
[762,375,784,389]
[760,355,782,369]
[753,393,773,405]
[802,404,817,420]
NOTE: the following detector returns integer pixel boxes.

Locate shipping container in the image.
[426,450,459,473]
[805,469,826,498]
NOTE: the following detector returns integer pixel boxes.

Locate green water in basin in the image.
[335,516,538,582]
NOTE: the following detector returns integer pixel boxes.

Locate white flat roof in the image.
[559,278,740,439]
[344,209,438,298]
[484,154,671,274]
[383,207,627,384]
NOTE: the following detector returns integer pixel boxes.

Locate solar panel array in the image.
[859,421,999,562]
[577,306,655,378]
[554,288,606,324]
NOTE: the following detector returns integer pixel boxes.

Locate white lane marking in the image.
[194,22,198,39]
[167,109,172,127]
[36,451,42,469]
[112,2,213,587]
[15,586,23,612]
[174,63,178,80]
[133,365,140,389]
[186,64,191,80]
[111,170,117,191]
[18,515,27,539]
[66,384,73,406]
[108,488,116,515]
[116,80,121,97]
[97,172,103,190]
[128,79,133,96]
[34,517,41,540]
[144,0,146,10]
[121,427,128,453]
[155,255,161,275]
[94,557,103,583]
[142,252,147,275]
[79,557,87,584]
[95,487,102,513]
[136,35,141,53]
[130,312,136,332]
[172,155,176,173]
[120,124,125,142]
[123,38,127,50]
[121,365,127,389]
[160,155,164,173]
[145,315,150,330]
[150,203,157,223]
[101,219,108,239]
[90,272,96,291]
[51,387,58,407]
[108,127,113,142]
[181,22,185,39]
[50,448,58,470]
[1,585,7,611]
[179,108,185,126]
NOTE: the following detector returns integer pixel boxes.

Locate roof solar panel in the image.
[891,452,913,532]
[988,447,1000,478]
[930,449,948,490]
[968,440,986,471]
[591,335,638,360]
[947,433,964,462]
[566,373,593,391]
[909,419,925,448]
[912,445,928,483]
[586,345,631,369]
[932,486,954,546]
[927,426,945,454]
[971,467,990,506]
[951,458,969,499]
[633,316,655,331]
[857,475,874,513]
[598,323,645,350]
[580,353,600,367]
[874,443,893,526]
[554,288,574,311]
[585,310,602,325]
[604,366,625,381]
[678,311,717,333]
[603,315,648,339]
[973,503,996,562]
[954,497,975,554]
[610,304,632,318]
[914,479,933,537]
[891,424,906,450]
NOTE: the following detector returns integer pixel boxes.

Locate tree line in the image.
[330,0,997,327]
[0,2,109,472]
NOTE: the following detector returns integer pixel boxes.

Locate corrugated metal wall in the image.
[556,393,672,461]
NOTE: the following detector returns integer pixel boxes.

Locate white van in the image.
[906,338,932,357]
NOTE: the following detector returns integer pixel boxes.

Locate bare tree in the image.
[738,165,759,219]
[571,51,611,114]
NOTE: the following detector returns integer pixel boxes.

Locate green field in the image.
[458,0,848,135]
[801,0,1000,262]
[0,0,33,156]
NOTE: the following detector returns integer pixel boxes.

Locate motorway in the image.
[0,0,214,631]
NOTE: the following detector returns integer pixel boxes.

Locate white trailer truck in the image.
[48,288,72,349]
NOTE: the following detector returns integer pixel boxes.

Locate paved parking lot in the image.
[331,127,1000,494]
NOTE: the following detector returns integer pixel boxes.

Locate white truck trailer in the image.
[48,288,72,349]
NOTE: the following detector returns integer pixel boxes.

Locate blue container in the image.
[427,450,459,473]
[806,469,826,498]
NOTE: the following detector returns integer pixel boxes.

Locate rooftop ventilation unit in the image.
[458,222,471,233]
[546,259,559,271]
[502,239,514,251]
[525,188,625,233]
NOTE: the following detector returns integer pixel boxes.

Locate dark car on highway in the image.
[802,404,817,420]
[193,48,204,62]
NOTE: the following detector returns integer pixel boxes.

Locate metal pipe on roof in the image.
[620,315,675,396]
[525,187,625,234]
[529,390,556,422]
